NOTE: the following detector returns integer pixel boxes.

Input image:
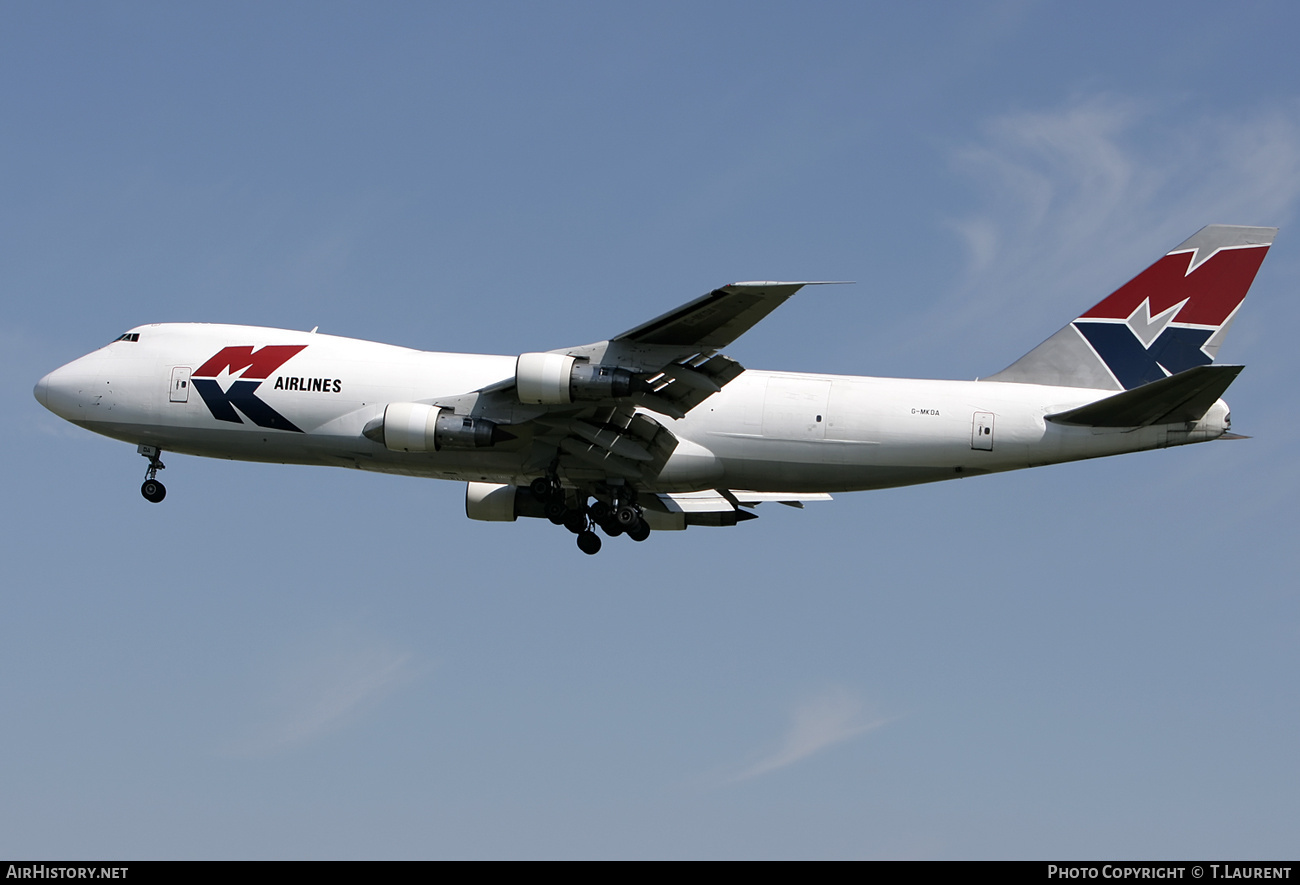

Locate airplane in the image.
[34,224,1275,554]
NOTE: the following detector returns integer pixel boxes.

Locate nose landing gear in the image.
[138,444,166,503]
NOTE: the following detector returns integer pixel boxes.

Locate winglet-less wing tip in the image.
[729,280,854,287]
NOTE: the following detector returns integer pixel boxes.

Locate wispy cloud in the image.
[731,687,895,783]
[229,630,422,756]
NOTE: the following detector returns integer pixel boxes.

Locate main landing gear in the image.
[138,444,166,503]
[530,475,650,554]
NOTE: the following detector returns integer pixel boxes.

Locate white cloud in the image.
[229,630,421,755]
[732,687,893,783]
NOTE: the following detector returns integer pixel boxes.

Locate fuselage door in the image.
[971,411,994,450]
[169,366,191,403]
[762,376,831,440]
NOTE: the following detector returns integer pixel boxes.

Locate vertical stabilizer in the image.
[985,225,1276,390]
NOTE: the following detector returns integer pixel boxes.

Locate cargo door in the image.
[762,376,831,440]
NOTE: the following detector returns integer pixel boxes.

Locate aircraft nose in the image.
[35,358,99,421]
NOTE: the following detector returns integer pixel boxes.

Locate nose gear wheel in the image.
[137,445,167,503]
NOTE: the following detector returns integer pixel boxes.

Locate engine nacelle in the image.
[464,482,551,521]
[516,352,576,404]
[465,482,518,522]
[367,402,504,452]
[516,352,636,404]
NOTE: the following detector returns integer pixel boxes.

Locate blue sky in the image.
[4,1,1299,859]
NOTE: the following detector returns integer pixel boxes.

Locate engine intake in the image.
[464,482,548,521]
[465,482,518,521]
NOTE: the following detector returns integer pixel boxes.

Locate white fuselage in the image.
[35,323,1228,493]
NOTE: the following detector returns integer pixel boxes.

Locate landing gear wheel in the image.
[576,530,602,555]
[530,477,556,501]
[545,500,567,524]
[627,521,650,542]
[615,505,640,528]
[563,510,588,534]
[598,519,623,538]
[141,479,166,503]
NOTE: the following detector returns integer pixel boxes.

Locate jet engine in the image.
[364,402,509,452]
[464,482,549,521]
[465,482,519,521]
[515,352,637,404]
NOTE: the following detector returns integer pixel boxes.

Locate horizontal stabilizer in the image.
[1046,364,1243,428]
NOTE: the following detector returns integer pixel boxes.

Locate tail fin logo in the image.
[1072,231,1273,390]
[1124,297,1187,348]
[985,225,1274,391]
[1073,297,1216,390]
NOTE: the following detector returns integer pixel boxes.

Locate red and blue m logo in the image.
[1073,235,1271,390]
[192,345,307,432]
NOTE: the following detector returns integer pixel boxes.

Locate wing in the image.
[575,280,845,418]
[420,281,842,492]
[615,281,816,349]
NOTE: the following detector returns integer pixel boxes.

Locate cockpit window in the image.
[113,333,140,343]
